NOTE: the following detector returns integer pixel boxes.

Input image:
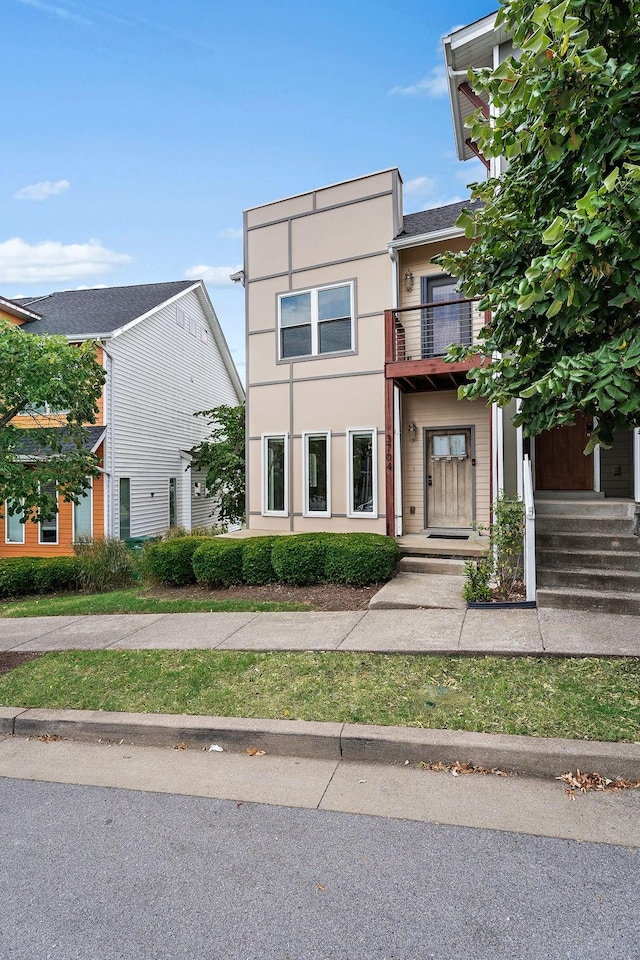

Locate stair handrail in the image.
[523,454,536,602]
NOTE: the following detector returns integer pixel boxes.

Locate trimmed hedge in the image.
[271,534,329,586]
[193,539,244,587]
[0,556,81,599]
[324,533,400,586]
[146,532,400,589]
[241,536,277,585]
[143,536,210,586]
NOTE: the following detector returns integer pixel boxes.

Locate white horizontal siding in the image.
[109,288,241,538]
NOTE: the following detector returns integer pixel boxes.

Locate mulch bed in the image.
[145,582,380,611]
[0,652,44,678]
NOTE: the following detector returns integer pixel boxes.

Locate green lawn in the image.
[0,650,638,742]
[0,588,310,617]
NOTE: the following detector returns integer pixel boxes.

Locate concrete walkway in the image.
[1,605,639,656]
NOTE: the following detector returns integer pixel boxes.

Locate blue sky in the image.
[2,0,491,378]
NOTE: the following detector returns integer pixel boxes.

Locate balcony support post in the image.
[385,376,395,538]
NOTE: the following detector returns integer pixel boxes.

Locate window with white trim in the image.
[347,429,377,518]
[262,435,288,516]
[278,283,354,360]
[73,482,93,540]
[38,482,58,544]
[303,432,331,517]
[5,501,25,544]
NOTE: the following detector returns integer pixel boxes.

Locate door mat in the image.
[427,534,469,540]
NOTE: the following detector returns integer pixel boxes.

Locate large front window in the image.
[119,478,131,540]
[347,429,377,518]
[263,435,288,516]
[421,275,472,358]
[303,432,330,517]
[5,501,25,544]
[39,482,58,545]
[73,483,93,540]
[279,283,353,360]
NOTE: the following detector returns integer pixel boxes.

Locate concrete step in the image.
[537,566,640,592]
[536,516,638,535]
[536,549,640,572]
[536,527,640,548]
[536,587,640,616]
[534,499,637,519]
[398,556,466,576]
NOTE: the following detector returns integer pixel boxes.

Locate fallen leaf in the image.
[558,769,640,795]
[317,884,325,892]
[247,748,266,757]
[173,742,188,751]
[38,733,62,743]
[418,760,509,777]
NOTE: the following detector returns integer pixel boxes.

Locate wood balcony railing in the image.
[385,298,483,364]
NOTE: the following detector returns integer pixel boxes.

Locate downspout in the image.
[101,345,115,537]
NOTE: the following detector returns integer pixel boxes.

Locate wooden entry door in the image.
[425,429,473,527]
[535,414,593,490]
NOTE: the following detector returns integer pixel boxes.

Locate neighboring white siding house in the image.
[105,282,244,538]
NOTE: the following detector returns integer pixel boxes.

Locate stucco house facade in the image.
[1,280,244,557]
[242,169,494,540]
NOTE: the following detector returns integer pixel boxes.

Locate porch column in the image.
[384,377,395,538]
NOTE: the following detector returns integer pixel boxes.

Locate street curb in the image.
[4,706,640,780]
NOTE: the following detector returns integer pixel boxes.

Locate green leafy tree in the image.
[190,403,245,526]
[438,0,640,450]
[0,321,106,522]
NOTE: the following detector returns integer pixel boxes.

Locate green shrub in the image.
[73,536,135,592]
[0,556,81,599]
[462,557,493,603]
[324,533,399,586]
[143,536,210,586]
[159,525,222,540]
[192,539,244,587]
[271,534,330,585]
[241,537,277,585]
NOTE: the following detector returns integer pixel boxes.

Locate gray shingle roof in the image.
[397,199,484,239]
[15,280,196,337]
[14,425,106,459]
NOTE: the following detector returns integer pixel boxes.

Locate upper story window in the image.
[278,283,354,360]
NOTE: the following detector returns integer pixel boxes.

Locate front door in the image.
[425,429,473,528]
[535,414,593,490]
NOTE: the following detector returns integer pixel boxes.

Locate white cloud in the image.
[0,238,131,284]
[184,264,242,287]
[390,65,448,98]
[14,179,70,201]
[18,0,90,25]
[217,228,243,241]
[76,284,108,290]
[404,176,438,197]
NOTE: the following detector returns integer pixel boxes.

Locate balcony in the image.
[384,297,485,389]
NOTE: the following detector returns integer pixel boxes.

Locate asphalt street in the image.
[2,776,638,960]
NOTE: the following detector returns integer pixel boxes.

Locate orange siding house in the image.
[1,282,243,558]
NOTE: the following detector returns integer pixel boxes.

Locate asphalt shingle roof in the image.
[15,424,106,458]
[15,280,196,337]
[397,199,484,239]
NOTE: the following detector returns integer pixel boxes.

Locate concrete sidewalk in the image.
[1,606,639,656]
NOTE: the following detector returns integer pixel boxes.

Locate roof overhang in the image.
[388,226,466,253]
[0,296,43,323]
[443,11,509,162]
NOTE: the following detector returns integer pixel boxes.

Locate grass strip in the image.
[0,651,638,742]
[0,588,310,617]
